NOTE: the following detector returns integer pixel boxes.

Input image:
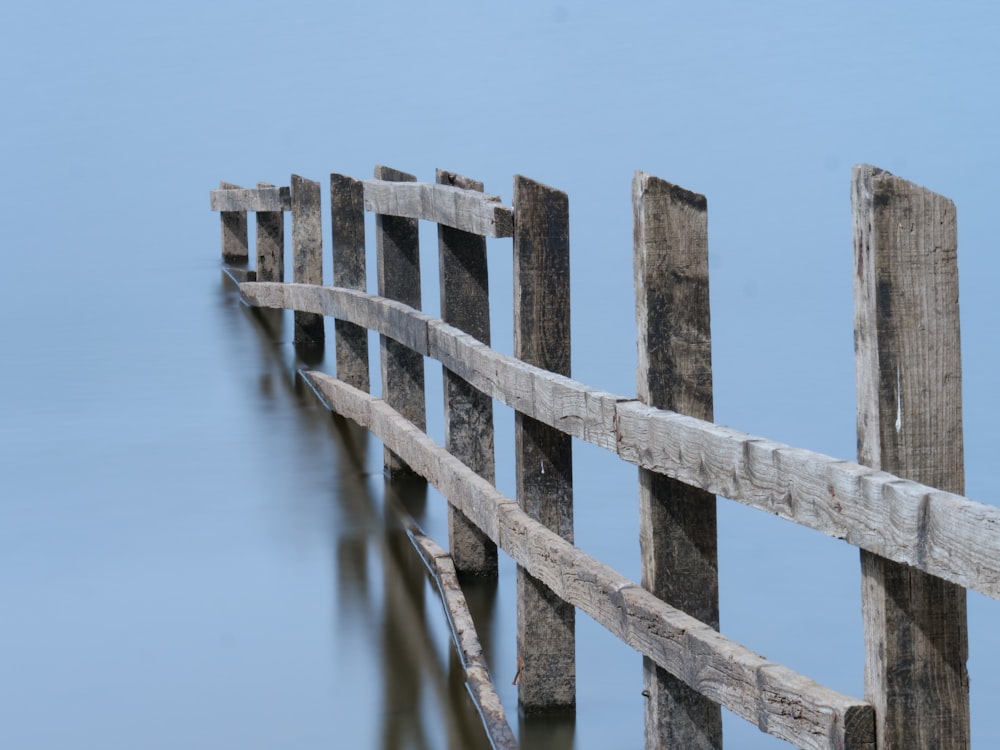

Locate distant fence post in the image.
[633,172,721,749]
[437,169,498,577]
[219,181,248,264]
[852,164,969,749]
[290,174,324,348]
[374,165,426,476]
[255,182,284,283]
[330,173,370,393]
[512,174,575,712]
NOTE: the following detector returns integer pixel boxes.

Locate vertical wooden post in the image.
[255,182,284,283]
[513,174,575,712]
[633,171,721,749]
[437,168,498,577]
[291,174,324,347]
[853,164,969,750]
[220,181,248,264]
[375,165,426,476]
[330,173,370,393]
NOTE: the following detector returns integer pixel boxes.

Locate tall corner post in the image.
[852,164,969,749]
[255,182,284,283]
[633,171,722,749]
[374,165,426,476]
[330,173,370,393]
[512,174,575,712]
[437,169,498,577]
[219,181,249,264]
[290,174,324,348]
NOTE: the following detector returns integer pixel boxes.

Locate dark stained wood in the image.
[512,174,575,712]
[330,173,370,393]
[853,164,969,750]
[290,174,324,347]
[437,169,498,577]
[219,181,248,263]
[375,165,425,476]
[633,171,721,749]
[255,182,284,283]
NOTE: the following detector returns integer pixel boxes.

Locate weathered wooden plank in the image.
[362,178,513,238]
[219,181,248,263]
[290,174,324,347]
[512,174,575,713]
[330,173,370,392]
[302,372,875,750]
[375,165,426,475]
[255,182,284,283]
[634,171,721,748]
[438,169,498,577]
[210,185,291,212]
[240,280,1000,602]
[853,164,969,749]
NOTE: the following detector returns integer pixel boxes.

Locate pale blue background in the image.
[2,2,998,748]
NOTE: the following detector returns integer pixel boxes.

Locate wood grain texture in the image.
[437,169,498,576]
[210,185,291,212]
[239,280,1000,603]
[853,164,969,749]
[302,372,875,750]
[290,174,324,347]
[375,165,426,475]
[330,173,370,392]
[362,178,513,237]
[219,181,248,263]
[255,182,284,283]
[512,174,575,712]
[634,171,721,748]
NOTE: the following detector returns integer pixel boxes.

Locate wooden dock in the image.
[210,164,994,749]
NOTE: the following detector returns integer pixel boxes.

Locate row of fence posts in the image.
[216,164,970,750]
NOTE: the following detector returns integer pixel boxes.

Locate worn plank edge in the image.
[362,179,513,237]
[211,186,291,212]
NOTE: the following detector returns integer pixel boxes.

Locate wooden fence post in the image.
[375,165,426,476]
[330,173,370,393]
[853,164,969,749]
[291,174,324,348]
[633,172,721,749]
[220,181,248,264]
[255,182,284,283]
[437,169,498,577]
[513,174,575,712]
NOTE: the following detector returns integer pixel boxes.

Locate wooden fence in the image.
[209,165,998,750]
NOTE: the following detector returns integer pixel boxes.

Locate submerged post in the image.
[852,164,969,749]
[437,169,498,576]
[375,165,426,476]
[219,181,249,264]
[291,174,324,348]
[633,171,721,749]
[330,173,370,392]
[513,174,575,712]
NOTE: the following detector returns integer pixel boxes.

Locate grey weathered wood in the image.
[330,173,370,392]
[362,178,513,237]
[512,174,575,713]
[241,279,1000,603]
[255,182,284,283]
[853,164,969,749]
[438,169,498,577]
[219,181,248,263]
[375,165,426,475]
[210,185,291,212]
[291,174,324,347]
[302,371,875,750]
[634,171,721,749]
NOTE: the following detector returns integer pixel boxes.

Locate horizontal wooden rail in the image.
[240,280,1000,603]
[302,372,874,750]
[362,179,514,238]
[210,186,292,212]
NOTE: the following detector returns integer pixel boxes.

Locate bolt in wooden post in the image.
[853,164,969,750]
[255,182,284,283]
[375,165,426,476]
[219,181,248,264]
[290,174,324,348]
[633,171,721,749]
[513,174,575,712]
[437,168,498,577]
[330,173,370,393]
